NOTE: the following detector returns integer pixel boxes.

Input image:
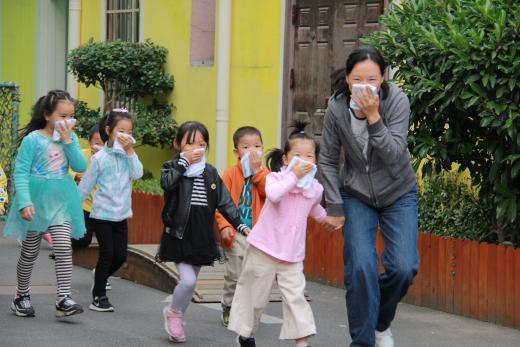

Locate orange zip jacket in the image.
[215,161,269,246]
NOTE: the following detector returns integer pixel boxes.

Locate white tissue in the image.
[52,118,77,141]
[113,133,136,152]
[286,156,317,191]
[181,148,206,177]
[349,84,378,110]
[240,150,263,178]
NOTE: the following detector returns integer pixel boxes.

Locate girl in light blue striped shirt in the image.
[78,108,143,312]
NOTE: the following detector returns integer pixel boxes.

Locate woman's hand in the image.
[291,160,314,179]
[351,86,381,124]
[21,206,35,221]
[322,215,345,231]
[57,121,73,144]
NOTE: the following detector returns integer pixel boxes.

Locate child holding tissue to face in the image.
[214,126,270,327]
[4,90,86,318]
[78,108,143,313]
[157,121,251,343]
[229,120,328,347]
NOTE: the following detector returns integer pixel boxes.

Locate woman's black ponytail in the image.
[266,120,318,172]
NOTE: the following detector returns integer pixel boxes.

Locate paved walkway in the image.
[1,227,519,346]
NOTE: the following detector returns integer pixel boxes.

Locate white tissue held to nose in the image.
[52,118,77,141]
[241,150,263,178]
[181,148,207,177]
[286,156,318,191]
[349,84,379,110]
[113,132,136,151]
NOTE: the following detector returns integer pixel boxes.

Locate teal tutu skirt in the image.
[3,175,85,240]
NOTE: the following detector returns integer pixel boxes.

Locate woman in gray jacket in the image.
[320,46,418,347]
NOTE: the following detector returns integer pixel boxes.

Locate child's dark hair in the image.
[266,120,318,172]
[233,126,263,148]
[175,121,210,150]
[99,109,133,143]
[18,89,74,144]
[88,124,100,141]
[333,45,389,102]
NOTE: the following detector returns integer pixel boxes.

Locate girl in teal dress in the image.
[4,90,86,318]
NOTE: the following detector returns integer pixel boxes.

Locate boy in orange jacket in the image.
[215,126,269,327]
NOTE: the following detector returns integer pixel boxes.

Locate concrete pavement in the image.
[1,229,519,346]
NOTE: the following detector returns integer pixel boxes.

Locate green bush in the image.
[133,178,162,196]
[364,0,520,243]
[74,101,101,138]
[68,39,174,111]
[68,39,177,149]
[419,173,496,242]
[74,100,177,149]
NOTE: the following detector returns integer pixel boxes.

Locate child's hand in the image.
[291,160,314,179]
[56,120,74,144]
[118,133,135,155]
[322,215,345,232]
[220,227,235,243]
[183,149,204,164]
[21,206,35,221]
[0,206,5,215]
[249,151,262,174]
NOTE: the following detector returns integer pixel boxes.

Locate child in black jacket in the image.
[157,121,249,343]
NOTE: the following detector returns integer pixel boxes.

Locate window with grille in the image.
[106,0,140,110]
[106,0,140,42]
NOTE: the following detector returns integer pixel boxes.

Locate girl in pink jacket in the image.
[228,121,326,347]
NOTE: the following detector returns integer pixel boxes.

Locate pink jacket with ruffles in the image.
[246,170,327,263]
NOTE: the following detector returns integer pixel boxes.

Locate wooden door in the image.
[286,0,385,140]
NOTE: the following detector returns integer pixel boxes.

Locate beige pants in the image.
[222,232,248,307]
[228,246,316,340]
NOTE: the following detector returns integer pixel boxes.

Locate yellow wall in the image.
[77,0,283,177]
[1,0,37,126]
[228,0,282,166]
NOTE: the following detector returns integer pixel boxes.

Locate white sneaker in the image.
[375,328,394,347]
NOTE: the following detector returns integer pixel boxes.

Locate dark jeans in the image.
[71,210,94,250]
[90,218,128,298]
[342,185,419,347]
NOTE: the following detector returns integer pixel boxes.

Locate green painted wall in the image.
[1,0,37,126]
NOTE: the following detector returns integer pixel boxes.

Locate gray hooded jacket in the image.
[319,82,416,216]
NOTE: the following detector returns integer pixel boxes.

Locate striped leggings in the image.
[17,222,73,298]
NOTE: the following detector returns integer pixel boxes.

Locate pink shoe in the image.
[42,233,53,245]
[163,306,186,343]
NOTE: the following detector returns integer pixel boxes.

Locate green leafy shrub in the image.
[133,178,162,196]
[68,39,174,111]
[68,39,177,149]
[419,173,496,242]
[365,0,520,243]
[74,101,177,149]
[74,101,101,138]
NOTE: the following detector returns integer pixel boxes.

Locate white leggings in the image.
[171,262,201,313]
